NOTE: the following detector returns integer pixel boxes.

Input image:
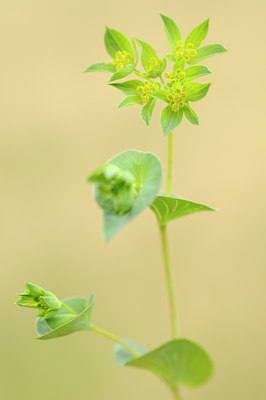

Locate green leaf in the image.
[115,338,214,390]
[173,57,185,71]
[183,82,211,102]
[165,54,176,63]
[141,98,156,126]
[189,44,228,64]
[150,195,216,227]
[182,65,211,83]
[109,64,134,82]
[132,38,139,66]
[185,19,209,49]
[118,95,143,108]
[160,14,182,52]
[36,295,95,340]
[135,39,163,77]
[101,150,162,241]
[110,79,143,96]
[160,105,183,136]
[104,27,134,58]
[152,90,171,103]
[183,104,199,125]
[83,62,116,73]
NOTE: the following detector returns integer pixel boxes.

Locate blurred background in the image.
[1,0,266,399]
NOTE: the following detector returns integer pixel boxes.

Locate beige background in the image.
[1,0,266,399]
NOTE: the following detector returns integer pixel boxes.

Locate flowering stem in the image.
[166,132,173,196]
[172,389,182,400]
[91,325,140,357]
[159,225,178,338]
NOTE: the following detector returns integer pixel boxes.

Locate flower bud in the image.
[88,164,138,216]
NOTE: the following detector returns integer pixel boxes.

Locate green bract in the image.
[16,282,62,320]
[88,150,162,241]
[84,14,226,135]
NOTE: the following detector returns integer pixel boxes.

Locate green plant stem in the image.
[166,132,173,196]
[62,303,78,316]
[159,75,165,86]
[91,325,140,357]
[172,389,182,400]
[159,225,178,338]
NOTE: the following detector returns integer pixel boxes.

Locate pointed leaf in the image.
[84,62,116,73]
[185,19,209,49]
[132,38,139,66]
[115,338,214,390]
[165,54,176,63]
[152,90,171,103]
[109,64,134,82]
[150,194,216,227]
[110,79,143,95]
[160,105,183,136]
[114,339,146,365]
[104,27,134,58]
[173,57,185,71]
[141,98,156,126]
[183,104,199,125]
[160,14,182,52]
[183,82,211,102]
[118,95,143,108]
[182,65,211,83]
[189,44,228,64]
[36,296,95,340]
[100,150,162,241]
[136,39,163,77]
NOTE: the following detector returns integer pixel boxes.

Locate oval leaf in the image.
[115,338,214,389]
[189,44,228,64]
[185,19,209,49]
[36,295,94,340]
[160,14,182,52]
[183,82,211,102]
[118,95,143,108]
[84,62,116,73]
[150,195,216,227]
[101,150,162,241]
[109,64,134,83]
[183,104,199,126]
[104,27,134,58]
[160,105,183,136]
[141,98,156,126]
[110,79,143,96]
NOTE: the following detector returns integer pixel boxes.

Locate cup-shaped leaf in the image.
[160,105,183,136]
[36,295,95,340]
[160,14,182,53]
[150,194,216,227]
[89,150,162,241]
[115,338,214,390]
[136,39,165,77]
[189,44,228,64]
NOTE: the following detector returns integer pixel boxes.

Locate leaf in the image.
[109,64,134,82]
[160,14,182,52]
[185,19,209,49]
[135,39,162,76]
[36,295,95,340]
[114,339,146,365]
[160,105,183,136]
[152,90,171,103]
[118,95,143,108]
[189,44,228,64]
[132,38,139,66]
[115,338,214,390]
[183,104,199,125]
[165,54,176,63]
[102,150,162,241]
[182,65,211,83]
[110,79,143,95]
[104,27,134,58]
[150,195,216,227]
[83,62,116,73]
[183,82,211,102]
[141,98,156,126]
[173,57,185,71]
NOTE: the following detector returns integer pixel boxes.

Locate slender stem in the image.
[62,303,78,316]
[91,325,140,357]
[172,389,182,400]
[159,225,178,338]
[159,75,165,86]
[166,132,173,196]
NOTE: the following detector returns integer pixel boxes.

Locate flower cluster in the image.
[167,91,186,112]
[113,51,132,71]
[145,57,162,74]
[174,40,197,62]
[16,282,62,320]
[165,69,185,83]
[136,81,156,104]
